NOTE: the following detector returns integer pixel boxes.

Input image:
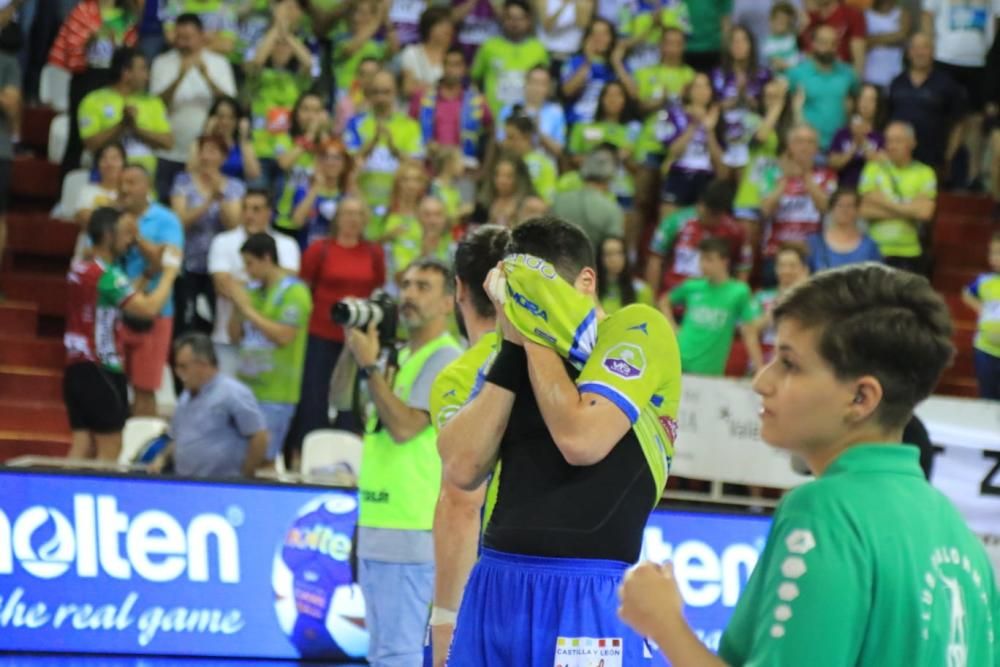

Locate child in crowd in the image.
[962,232,1000,400]
[763,2,800,73]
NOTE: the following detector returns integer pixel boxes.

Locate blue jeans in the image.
[258,402,296,461]
[974,348,1000,400]
[358,559,434,667]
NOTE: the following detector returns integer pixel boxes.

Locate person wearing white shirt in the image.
[209,188,301,376]
[150,12,236,201]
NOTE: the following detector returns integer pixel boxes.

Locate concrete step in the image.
[0,365,63,402]
[0,336,64,369]
[0,300,38,336]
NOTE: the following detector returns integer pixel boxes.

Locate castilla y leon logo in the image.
[603,343,645,379]
[273,493,368,661]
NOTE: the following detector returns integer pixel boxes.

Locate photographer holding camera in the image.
[330,257,461,666]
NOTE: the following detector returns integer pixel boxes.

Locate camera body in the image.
[331,290,398,348]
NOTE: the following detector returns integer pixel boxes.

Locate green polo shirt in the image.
[78,87,170,175]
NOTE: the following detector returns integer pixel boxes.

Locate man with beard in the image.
[332,257,462,665]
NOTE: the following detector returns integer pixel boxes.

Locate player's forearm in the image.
[433,481,486,610]
[439,383,511,490]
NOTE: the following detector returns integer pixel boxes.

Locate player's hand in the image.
[347,320,380,368]
[431,623,454,667]
[484,264,523,345]
[618,561,685,642]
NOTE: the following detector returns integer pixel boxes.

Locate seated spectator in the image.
[560,17,619,126]
[759,124,836,285]
[471,0,549,119]
[411,46,491,169]
[288,197,386,454]
[78,47,173,177]
[191,96,261,184]
[661,237,764,376]
[828,83,885,188]
[596,235,655,314]
[800,0,866,78]
[863,0,909,89]
[619,27,695,116]
[155,332,269,477]
[73,142,126,231]
[209,189,301,376]
[117,165,184,418]
[550,147,624,247]
[280,139,354,250]
[150,13,237,202]
[495,66,566,160]
[332,0,394,98]
[807,188,882,272]
[646,178,752,295]
[382,160,431,279]
[636,71,726,219]
[763,2,800,74]
[162,0,238,56]
[344,69,426,217]
[786,24,860,151]
[477,152,536,227]
[228,233,313,470]
[962,232,1000,400]
[400,6,454,98]
[858,120,936,274]
[502,112,558,202]
[274,90,333,236]
[887,32,965,176]
[49,0,140,173]
[515,194,550,225]
[170,134,246,335]
[64,208,180,462]
[750,241,811,361]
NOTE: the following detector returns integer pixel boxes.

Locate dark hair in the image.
[775,241,809,267]
[87,207,121,246]
[94,141,127,168]
[208,96,244,143]
[244,187,272,206]
[698,237,732,260]
[853,83,887,131]
[829,187,859,210]
[504,0,532,15]
[479,151,536,206]
[418,6,453,43]
[721,24,761,86]
[698,179,735,213]
[454,225,511,318]
[770,1,797,20]
[175,12,203,30]
[773,264,955,428]
[173,332,218,366]
[404,257,455,294]
[240,232,279,263]
[446,44,466,61]
[596,236,636,306]
[505,112,537,138]
[197,133,229,156]
[581,17,616,59]
[289,89,323,138]
[508,216,595,282]
[111,47,142,83]
[595,80,639,124]
[122,163,152,182]
[681,71,716,106]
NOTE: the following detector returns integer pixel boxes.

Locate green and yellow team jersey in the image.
[721,445,1000,667]
[858,160,937,258]
[600,279,656,315]
[471,36,549,117]
[383,212,420,276]
[332,36,386,92]
[163,0,237,43]
[248,68,311,159]
[237,275,313,404]
[343,112,425,214]
[634,63,696,106]
[522,150,558,202]
[431,179,463,222]
[734,130,781,217]
[670,277,759,376]
[576,304,682,495]
[967,272,1000,358]
[78,87,170,176]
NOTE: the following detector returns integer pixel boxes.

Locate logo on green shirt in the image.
[603,343,645,379]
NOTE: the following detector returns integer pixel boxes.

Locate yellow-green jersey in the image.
[967,272,1000,358]
[78,87,171,175]
[858,159,937,258]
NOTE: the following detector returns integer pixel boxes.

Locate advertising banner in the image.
[0,470,772,661]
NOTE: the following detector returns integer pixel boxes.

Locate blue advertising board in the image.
[0,470,771,660]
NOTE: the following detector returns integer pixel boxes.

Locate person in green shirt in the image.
[331,0,393,93]
[684,0,731,71]
[858,121,937,273]
[228,232,313,469]
[596,236,655,314]
[619,263,1000,667]
[619,26,695,115]
[662,237,763,375]
[428,225,510,665]
[471,0,549,118]
[503,112,558,202]
[78,47,173,177]
[163,0,239,56]
[616,0,691,73]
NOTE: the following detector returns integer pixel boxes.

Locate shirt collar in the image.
[822,443,924,479]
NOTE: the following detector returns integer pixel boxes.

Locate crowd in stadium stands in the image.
[0,0,997,473]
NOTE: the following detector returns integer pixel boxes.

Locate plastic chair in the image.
[47,113,69,164]
[120,417,169,465]
[301,429,363,482]
[39,64,71,113]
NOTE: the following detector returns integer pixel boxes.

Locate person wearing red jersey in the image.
[63,207,180,462]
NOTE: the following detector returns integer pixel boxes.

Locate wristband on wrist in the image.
[429,606,458,626]
[485,340,527,392]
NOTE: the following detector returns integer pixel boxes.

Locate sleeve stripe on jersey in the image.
[568,308,598,367]
[578,381,640,424]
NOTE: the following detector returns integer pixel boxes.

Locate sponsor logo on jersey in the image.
[602,343,645,379]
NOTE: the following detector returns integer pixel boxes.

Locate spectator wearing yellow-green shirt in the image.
[78,47,173,178]
[502,112,558,203]
[858,121,936,274]
[331,0,396,93]
[618,26,695,117]
[163,0,238,56]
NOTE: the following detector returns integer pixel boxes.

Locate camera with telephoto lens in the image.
[331,290,398,348]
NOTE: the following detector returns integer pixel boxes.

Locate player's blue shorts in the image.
[447,548,661,666]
